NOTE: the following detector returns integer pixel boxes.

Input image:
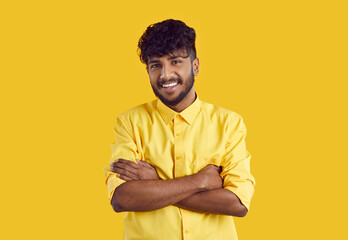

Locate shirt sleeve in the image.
[104,115,140,202]
[220,115,255,210]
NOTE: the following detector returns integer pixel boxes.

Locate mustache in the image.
[157,78,183,87]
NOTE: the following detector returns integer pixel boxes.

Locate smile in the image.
[162,82,178,88]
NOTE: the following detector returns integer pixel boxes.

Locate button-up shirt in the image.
[104,98,255,240]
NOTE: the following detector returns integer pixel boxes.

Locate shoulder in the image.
[200,100,243,123]
[200,101,247,137]
[117,100,157,123]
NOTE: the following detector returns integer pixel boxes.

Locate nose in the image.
[160,64,175,80]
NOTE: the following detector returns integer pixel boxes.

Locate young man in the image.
[104,19,255,240]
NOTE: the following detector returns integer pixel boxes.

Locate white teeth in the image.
[162,82,178,88]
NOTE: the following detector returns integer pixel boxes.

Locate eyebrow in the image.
[168,55,183,60]
[148,55,184,65]
[148,59,160,65]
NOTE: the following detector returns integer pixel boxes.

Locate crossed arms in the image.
[110,159,248,217]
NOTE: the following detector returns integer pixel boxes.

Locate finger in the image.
[112,167,139,180]
[118,174,134,181]
[116,159,140,169]
[110,162,117,167]
[136,160,155,169]
[110,158,127,167]
[136,160,149,166]
[111,166,127,173]
[113,161,149,179]
[114,162,140,174]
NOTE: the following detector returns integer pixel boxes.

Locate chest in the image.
[133,116,227,179]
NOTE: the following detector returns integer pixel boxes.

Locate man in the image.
[104,19,255,240]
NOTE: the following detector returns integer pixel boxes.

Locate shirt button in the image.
[176,156,182,160]
[175,132,181,136]
[185,230,189,234]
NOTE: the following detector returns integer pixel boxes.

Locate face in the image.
[147,51,199,108]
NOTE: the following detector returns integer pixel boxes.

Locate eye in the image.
[172,60,182,65]
[150,64,160,69]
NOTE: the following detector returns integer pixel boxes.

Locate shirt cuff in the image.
[224,184,254,211]
[105,172,126,202]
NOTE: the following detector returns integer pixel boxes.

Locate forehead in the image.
[148,50,189,62]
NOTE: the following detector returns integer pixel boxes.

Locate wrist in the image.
[191,172,207,191]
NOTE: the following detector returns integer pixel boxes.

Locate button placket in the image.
[181,210,191,240]
[173,116,185,178]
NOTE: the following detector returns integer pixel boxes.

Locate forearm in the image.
[174,188,248,217]
[112,174,205,212]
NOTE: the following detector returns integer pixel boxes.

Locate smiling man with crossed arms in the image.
[104,19,255,240]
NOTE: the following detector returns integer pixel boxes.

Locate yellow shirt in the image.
[104,98,255,240]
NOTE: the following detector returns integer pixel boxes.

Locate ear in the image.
[192,58,200,76]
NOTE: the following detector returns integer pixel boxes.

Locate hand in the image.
[195,164,223,191]
[110,159,160,181]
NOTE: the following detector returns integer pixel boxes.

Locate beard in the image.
[151,70,195,107]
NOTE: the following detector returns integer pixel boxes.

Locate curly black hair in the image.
[138,19,197,65]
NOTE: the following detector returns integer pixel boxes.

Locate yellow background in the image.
[1,0,347,239]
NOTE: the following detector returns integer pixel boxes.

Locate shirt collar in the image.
[157,96,201,125]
